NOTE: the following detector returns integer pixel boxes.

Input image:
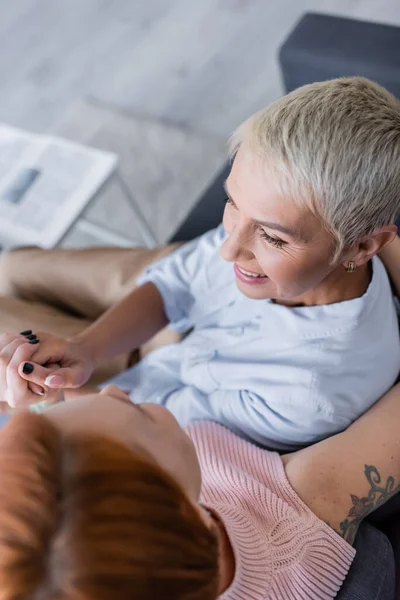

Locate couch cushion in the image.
[337,522,395,600]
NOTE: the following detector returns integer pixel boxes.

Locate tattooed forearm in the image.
[337,465,400,544]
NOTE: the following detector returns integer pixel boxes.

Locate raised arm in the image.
[283,381,400,544]
[379,234,400,297]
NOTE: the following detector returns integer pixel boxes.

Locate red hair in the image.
[0,413,218,599]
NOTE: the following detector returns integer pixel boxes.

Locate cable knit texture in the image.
[187,421,356,600]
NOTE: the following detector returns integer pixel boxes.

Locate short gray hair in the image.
[229,77,400,261]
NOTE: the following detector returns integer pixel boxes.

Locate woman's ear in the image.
[342,225,398,267]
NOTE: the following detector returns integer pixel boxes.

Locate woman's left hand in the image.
[0,333,60,408]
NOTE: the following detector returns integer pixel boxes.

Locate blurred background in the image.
[1,0,400,248]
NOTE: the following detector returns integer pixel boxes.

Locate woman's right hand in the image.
[17,331,95,393]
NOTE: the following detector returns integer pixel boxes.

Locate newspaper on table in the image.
[0,124,118,248]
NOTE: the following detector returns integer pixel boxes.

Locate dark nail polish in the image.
[29,339,40,345]
[22,362,34,374]
[26,334,37,341]
[20,330,32,336]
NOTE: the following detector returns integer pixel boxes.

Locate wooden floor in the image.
[2,0,400,137]
[1,0,400,247]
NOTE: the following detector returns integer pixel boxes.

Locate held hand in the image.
[0,334,60,408]
[18,332,95,391]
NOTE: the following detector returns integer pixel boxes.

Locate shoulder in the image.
[355,256,397,325]
[306,258,400,414]
[193,223,227,254]
[182,224,229,283]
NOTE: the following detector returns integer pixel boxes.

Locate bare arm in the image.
[283,236,400,543]
[379,235,400,297]
[12,282,170,394]
[71,282,168,364]
[283,382,400,544]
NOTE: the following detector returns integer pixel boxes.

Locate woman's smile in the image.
[234,263,269,285]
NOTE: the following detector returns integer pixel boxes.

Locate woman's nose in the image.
[220,228,254,263]
[101,384,131,403]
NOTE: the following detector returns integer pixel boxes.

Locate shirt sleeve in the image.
[136,225,226,333]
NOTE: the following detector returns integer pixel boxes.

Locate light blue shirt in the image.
[107,225,400,451]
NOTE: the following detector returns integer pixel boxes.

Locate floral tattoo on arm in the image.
[339,465,400,544]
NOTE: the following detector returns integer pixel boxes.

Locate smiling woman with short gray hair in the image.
[1,77,400,453]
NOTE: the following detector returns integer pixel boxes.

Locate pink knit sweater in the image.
[187,421,356,600]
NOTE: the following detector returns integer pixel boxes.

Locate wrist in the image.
[68,331,104,366]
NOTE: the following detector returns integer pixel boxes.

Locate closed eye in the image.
[225,195,285,248]
[259,229,285,249]
[108,393,154,421]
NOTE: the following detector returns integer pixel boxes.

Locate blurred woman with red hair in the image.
[0,378,399,599]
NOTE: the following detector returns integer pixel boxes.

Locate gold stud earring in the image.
[346,261,357,273]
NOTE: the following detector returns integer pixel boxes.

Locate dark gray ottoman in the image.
[279,13,400,98]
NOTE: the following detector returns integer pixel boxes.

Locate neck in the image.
[277,261,372,308]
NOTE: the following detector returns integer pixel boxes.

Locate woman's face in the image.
[221,150,340,303]
[45,386,202,502]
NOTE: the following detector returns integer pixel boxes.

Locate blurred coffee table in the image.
[52,99,227,249]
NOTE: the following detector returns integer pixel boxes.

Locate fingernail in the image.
[20,330,32,336]
[26,334,37,341]
[22,362,34,374]
[45,375,63,388]
[29,339,40,345]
